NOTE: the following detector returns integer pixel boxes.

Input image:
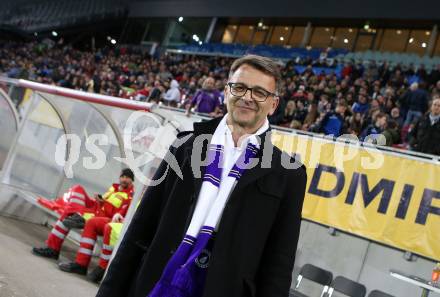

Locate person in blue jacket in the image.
[352,94,370,114]
[319,101,348,137]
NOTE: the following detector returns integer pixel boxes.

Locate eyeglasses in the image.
[227,82,277,102]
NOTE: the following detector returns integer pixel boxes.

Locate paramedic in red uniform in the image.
[31,168,134,260]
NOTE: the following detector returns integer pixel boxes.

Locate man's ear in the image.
[268,97,280,116]
[223,86,229,103]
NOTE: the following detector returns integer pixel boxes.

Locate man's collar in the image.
[193,115,272,152]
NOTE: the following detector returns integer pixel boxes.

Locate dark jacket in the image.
[320,112,346,137]
[410,115,440,155]
[360,124,383,142]
[401,89,429,113]
[96,117,307,297]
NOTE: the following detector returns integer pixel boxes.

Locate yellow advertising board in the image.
[272,132,440,260]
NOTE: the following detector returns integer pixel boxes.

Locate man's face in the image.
[225,64,279,130]
[431,99,440,116]
[377,116,387,128]
[119,176,133,189]
[336,104,346,114]
[203,77,215,90]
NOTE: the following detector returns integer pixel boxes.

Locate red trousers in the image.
[99,222,114,269]
[75,216,113,269]
[46,185,97,252]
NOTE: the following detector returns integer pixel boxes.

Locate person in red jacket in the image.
[58,214,126,280]
[32,168,134,260]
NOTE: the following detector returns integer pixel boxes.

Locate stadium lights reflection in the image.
[422,42,427,48]
[52,31,58,37]
[280,36,284,41]
[343,38,349,44]
[178,17,183,22]
[409,37,414,43]
[111,39,117,45]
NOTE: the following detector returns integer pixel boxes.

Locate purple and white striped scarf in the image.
[148,117,263,297]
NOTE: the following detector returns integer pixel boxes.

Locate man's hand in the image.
[112,213,124,223]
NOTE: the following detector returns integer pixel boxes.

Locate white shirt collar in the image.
[220,114,270,151]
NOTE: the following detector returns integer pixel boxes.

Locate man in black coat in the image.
[96,55,307,297]
[410,97,440,156]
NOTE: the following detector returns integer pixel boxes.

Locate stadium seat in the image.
[290,264,333,297]
[368,290,395,297]
[327,276,367,297]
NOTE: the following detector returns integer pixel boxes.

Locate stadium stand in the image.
[1,41,439,156]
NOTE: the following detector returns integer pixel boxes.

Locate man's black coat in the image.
[410,114,440,155]
[96,116,307,297]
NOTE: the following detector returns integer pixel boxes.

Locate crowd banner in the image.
[272,131,440,260]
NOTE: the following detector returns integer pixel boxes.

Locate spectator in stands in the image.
[409,98,440,155]
[292,100,308,124]
[292,85,307,102]
[317,94,330,114]
[186,77,222,116]
[382,119,401,146]
[303,103,318,131]
[431,80,440,97]
[348,112,363,136]
[281,100,296,126]
[268,94,285,125]
[401,82,429,126]
[390,107,404,128]
[352,94,370,115]
[134,83,150,101]
[148,81,164,103]
[162,79,181,107]
[318,101,348,137]
[360,112,387,142]
[158,63,172,81]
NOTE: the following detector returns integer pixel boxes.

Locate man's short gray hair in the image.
[229,54,282,95]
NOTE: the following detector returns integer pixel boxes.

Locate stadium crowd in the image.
[1,41,439,155]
